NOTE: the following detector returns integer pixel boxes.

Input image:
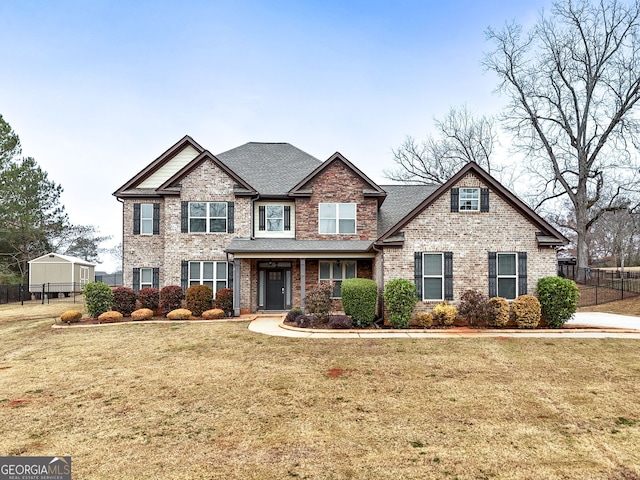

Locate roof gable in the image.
[289,152,387,203]
[113,135,205,197]
[377,162,568,246]
[29,253,96,266]
[156,150,256,195]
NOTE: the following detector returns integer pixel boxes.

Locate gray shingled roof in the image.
[377,184,439,237]
[216,143,322,196]
[226,238,374,254]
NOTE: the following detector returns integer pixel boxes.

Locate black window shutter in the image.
[132,268,140,292]
[227,202,234,233]
[181,260,188,291]
[258,205,266,231]
[133,203,141,235]
[181,201,188,233]
[450,188,459,212]
[153,203,160,235]
[284,205,291,231]
[518,252,527,295]
[414,252,423,300]
[152,267,160,290]
[481,188,489,212]
[227,262,233,288]
[444,252,453,301]
[488,252,497,297]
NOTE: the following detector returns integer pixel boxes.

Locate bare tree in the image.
[384,105,500,185]
[484,0,640,268]
[589,207,639,273]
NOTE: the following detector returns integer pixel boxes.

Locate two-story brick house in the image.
[114,135,567,316]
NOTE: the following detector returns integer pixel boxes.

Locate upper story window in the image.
[319,203,356,234]
[181,201,234,234]
[133,203,159,235]
[189,202,227,233]
[459,188,480,211]
[258,205,291,232]
[140,204,154,234]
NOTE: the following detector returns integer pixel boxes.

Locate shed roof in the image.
[29,253,96,266]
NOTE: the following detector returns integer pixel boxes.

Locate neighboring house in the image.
[28,253,95,295]
[114,136,567,316]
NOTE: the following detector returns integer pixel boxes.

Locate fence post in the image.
[20,284,23,306]
[621,276,624,300]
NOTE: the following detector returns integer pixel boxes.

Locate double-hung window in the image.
[189,202,227,233]
[497,253,517,300]
[459,188,480,211]
[319,203,356,234]
[140,204,154,234]
[140,268,154,289]
[422,253,444,301]
[319,260,356,297]
[189,261,228,293]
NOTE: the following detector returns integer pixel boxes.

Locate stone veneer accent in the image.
[382,173,558,313]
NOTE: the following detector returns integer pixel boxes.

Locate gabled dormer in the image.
[288,152,386,241]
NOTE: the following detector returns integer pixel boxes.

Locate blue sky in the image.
[0,0,550,272]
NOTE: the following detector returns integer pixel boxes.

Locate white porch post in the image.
[233,260,241,317]
[300,258,306,312]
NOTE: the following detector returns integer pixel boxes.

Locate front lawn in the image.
[0,309,639,479]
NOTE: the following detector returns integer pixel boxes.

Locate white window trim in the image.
[140,203,154,235]
[188,261,228,294]
[140,267,154,290]
[255,202,295,239]
[318,260,357,298]
[318,203,356,234]
[422,253,444,301]
[188,202,227,234]
[459,188,480,212]
[497,253,518,300]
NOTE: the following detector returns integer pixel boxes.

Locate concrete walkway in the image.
[248,312,640,339]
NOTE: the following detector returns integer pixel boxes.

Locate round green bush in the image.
[83,282,114,318]
[383,279,418,329]
[536,276,580,328]
[185,285,213,317]
[341,278,378,327]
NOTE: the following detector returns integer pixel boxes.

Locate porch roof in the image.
[226,238,375,258]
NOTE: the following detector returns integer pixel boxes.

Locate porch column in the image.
[300,258,306,312]
[233,260,241,317]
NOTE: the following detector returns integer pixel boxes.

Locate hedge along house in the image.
[114,136,568,317]
[28,253,95,296]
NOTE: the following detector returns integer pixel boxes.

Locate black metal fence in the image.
[0,283,87,305]
[558,265,640,306]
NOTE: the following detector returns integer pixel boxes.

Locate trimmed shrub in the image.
[213,288,234,316]
[185,285,213,317]
[536,276,580,328]
[60,310,82,323]
[383,278,418,329]
[131,308,154,321]
[341,278,378,327]
[112,287,137,317]
[305,282,333,323]
[295,314,313,328]
[433,302,458,326]
[458,289,491,327]
[166,308,192,320]
[328,315,353,329]
[512,295,541,329]
[160,286,184,316]
[138,287,160,311]
[202,308,225,319]
[413,312,433,328]
[487,297,510,327]
[83,282,114,318]
[98,310,123,323]
[285,307,303,323]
